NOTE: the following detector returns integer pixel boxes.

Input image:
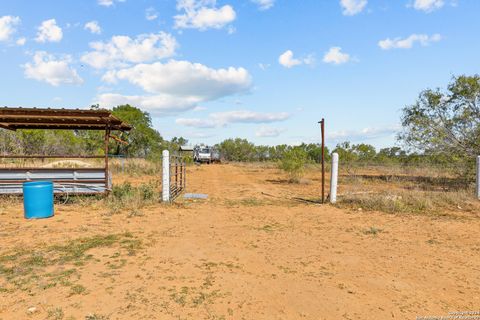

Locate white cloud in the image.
[97,93,201,115]
[176,118,217,128]
[211,110,290,124]
[35,19,63,43]
[193,106,208,111]
[258,63,271,70]
[251,0,275,10]
[81,32,177,69]
[104,60,252,100]
[256,126,286,137]
[98,0,113,6]
[227,25,236,35]
[16,37,26,46]
[329,125,400,142]
[84,21,101,34]
[412,0,444,12]
[98,0,126,7]
[174,0,236,31]
[0,15,20,42]
[146,7,159,21]
[378,33,441,50]
[279,50,301,68]
[187,131,216,139]
[23,51,83,86]
[97,60,251,115]
[323,47,351,65]
[340,0,367,16]
[278,50,314,68]
[177,110,291,128]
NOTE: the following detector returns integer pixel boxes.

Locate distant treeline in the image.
[2,70,479,179]
[0,104,463,168]
[215,138,461,167]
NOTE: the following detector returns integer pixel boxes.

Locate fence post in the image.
[476,156,480,200]
[162,150,170,202]
[330,152,339,204]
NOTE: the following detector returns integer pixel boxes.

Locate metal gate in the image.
[170,154,186,200]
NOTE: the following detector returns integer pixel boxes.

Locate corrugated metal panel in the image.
[0,107,131,131]
[0,168,108,194]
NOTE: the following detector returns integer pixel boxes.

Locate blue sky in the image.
[1,0,479,149]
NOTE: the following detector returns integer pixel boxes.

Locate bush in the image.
[106,181,159,215]
[278,147,308,182]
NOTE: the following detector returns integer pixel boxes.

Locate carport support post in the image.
[104,128,110,193]
[162,150,170,202]
[330,153,339,204]
[476,156,480,199]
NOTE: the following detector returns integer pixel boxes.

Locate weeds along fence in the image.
[109,157,162,176]
[110,153,187,202]
[330,159,480,215]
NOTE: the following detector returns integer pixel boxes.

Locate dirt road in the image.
[0,163,478,319]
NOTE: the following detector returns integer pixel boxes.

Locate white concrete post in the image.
[162,150,170,202]
[330,152,339,204]
[476,156,480,200]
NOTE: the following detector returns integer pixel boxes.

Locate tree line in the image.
[215,138,456,166]
[1,75,478,175]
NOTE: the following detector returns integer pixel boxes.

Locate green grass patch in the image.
[363,226,383,236]
[0,233,141,293]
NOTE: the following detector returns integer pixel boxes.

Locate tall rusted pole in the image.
[319,119,325,204]
[104,127,110,194]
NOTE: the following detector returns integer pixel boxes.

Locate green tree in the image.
[217,138,256,161]
[333,142,358,163]
[110,105,165,159]
[300,143,330,163]
[375,147,406,163]
[352,143,376,161]
[167,137,189,152]
[278,147,308,182]
[400,75,480,160]
[254,145,270,161]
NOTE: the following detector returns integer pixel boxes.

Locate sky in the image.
[0,0,479,149]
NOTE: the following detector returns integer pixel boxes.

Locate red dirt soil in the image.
[0,163,479,319]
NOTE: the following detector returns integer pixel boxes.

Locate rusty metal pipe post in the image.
[319,119,325,204]
[104,128,110,193]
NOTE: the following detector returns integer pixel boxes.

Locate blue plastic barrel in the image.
[23,181,54,219]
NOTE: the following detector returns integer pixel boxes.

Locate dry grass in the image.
[0,233,141,293]
[109,158,162,176]
[336,190,478,215]
[333,163,479,216]
[105,180,160,216]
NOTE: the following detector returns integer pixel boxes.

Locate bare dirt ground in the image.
[0,163,479,319]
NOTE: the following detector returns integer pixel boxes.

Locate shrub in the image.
[278,147,308,182]
[106,181,158,215]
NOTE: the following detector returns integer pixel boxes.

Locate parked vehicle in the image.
[194,145,212,164]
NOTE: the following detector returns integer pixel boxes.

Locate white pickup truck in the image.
[194,146,212,164]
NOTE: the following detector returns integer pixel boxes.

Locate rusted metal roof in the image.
[0,107,131,131]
